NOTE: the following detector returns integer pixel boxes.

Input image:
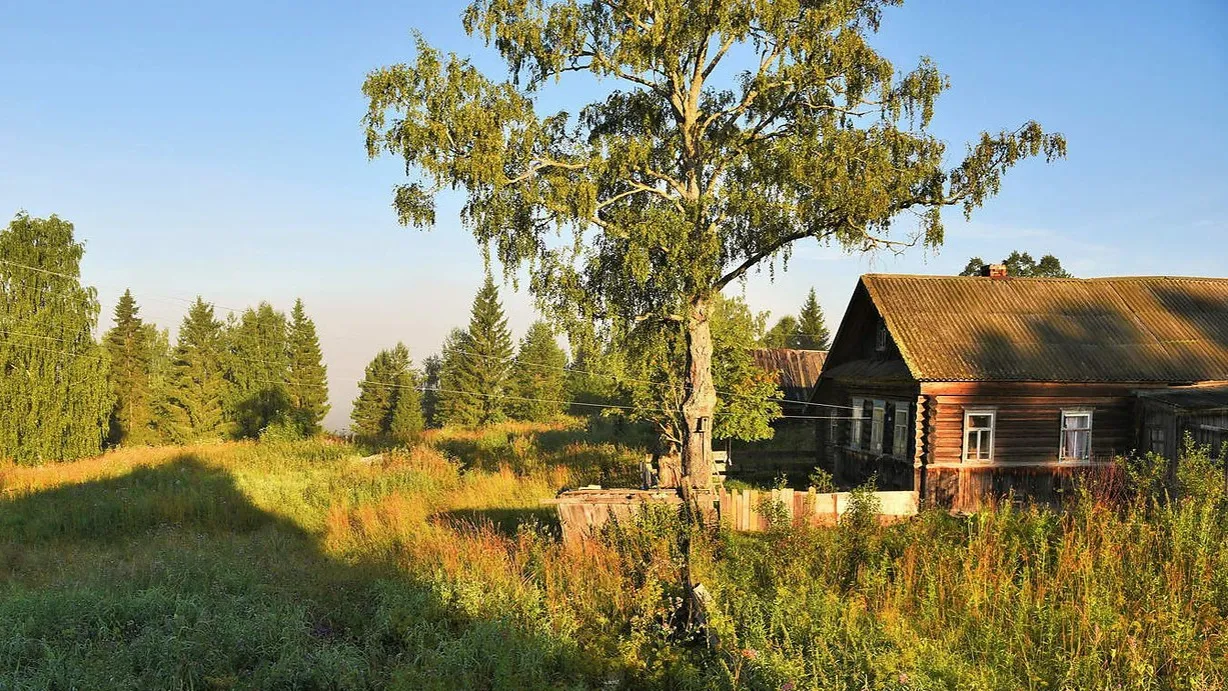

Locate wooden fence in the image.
[550,487,919,543]
[717,488,919,531]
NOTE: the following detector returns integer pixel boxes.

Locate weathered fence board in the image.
[551,487,919,543]
[717,488,918,529]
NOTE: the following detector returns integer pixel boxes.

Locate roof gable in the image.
[859,274,1228,382]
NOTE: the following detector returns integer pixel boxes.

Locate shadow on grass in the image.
[0,454,602,689]
[434,507,561,538]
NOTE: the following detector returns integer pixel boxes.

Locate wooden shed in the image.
[813,273,1228,512]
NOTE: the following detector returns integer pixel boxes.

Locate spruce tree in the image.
[0,213,112,463]
[145,325,175,444]
[352,343,418,440]
[434,328,479,426]
[420,354,442,427]
[437,277,514,426]
[509,321,567,422]
[287,298,330,436]
[104,289,155,446]
[389,368,424,443]
[166,298,228,441]
[224,302,291,438]
[796,288,830,350]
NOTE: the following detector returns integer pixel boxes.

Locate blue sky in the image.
[2,1,1225,430]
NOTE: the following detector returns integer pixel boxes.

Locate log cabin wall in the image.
[918,381,1142,512]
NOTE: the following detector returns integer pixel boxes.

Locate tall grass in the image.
[0,423,1224,689]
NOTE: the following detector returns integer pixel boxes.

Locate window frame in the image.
[850,397,865,450]
[892,401,910,459]
[961,408,997,464]
[875,321,888,352]
[1058,408,1094,462]
[870,400,886,454]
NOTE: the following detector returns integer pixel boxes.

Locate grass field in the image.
[1,420,1225,689]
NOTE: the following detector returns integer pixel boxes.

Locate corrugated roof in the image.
[862,274,1228,382]
[1135,383,1228,410]
[752,348,827,404]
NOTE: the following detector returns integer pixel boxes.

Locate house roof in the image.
[1134,383,1228,411]
[861,274,1228,383]
[752,348,827,404]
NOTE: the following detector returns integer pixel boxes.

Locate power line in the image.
[2,258,852,410]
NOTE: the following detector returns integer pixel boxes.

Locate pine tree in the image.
[0,213,112,463]
[103,289,155,446]
[166,298,228,441]
[509,321,567,422]
[351,343,414,439]
[796,288,830,350]
[287,298,330,436]
[437,277,514,426]
[224,302,291,438]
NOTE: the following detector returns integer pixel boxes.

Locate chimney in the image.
[980,263,1008,279]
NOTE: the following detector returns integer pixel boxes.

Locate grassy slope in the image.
[0,422,1225,690]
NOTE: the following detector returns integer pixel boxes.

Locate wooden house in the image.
[813,272,1228,511]
[726,348,827,486]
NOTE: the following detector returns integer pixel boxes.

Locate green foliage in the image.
[351,343,416,441]
[759,315,799,349]
[795,288,830,350]
[224,302,292,439]
[287,298,330,436]
[623,294,780,443]
[419,354,442,427]
[760,288,830,351]
[389,369,425,444]
[2,430,1228,688]
[104,289,157,446]
[0,212,112,463]
[166,298,229,442]
[363,0,1065,468]
[436,277,515,426]
[509,320,568,422]
[807,466,837,494]
[960,250,1073,277]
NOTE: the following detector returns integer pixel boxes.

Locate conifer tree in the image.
[104,289,155,445]
[437,277,514,426]
[796,288,830,351]
[166,298,228,441]
[351,343,414,439]
[389,368,424,443]
[224,302,291,438]
[0,213,112,463]
[434,328,479,426]
[509,320,567,422]
[145,325,175,443]
[420,354,442,427]
[287,298,330,436]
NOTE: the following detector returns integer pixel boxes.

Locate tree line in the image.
[0,213,330,464]
[351,274,834,447]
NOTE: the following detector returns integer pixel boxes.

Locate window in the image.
[871,400,886,453]
[1060,410,1093,461]
[963,409,995,462]
[850,398,864,450]
[1147,426,1166,456]
[893,401,910,458]
[875,321,888,352]
[829,414,840,446]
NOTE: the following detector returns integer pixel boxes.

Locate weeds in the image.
[0,425,1225,689]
